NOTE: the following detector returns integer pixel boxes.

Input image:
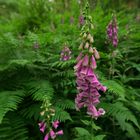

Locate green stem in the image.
[90,118,94,138]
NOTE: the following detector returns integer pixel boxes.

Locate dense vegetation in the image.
[0,0,140,140]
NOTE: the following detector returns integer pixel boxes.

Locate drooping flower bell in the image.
[106,15,118,47]
[60,45,71,61]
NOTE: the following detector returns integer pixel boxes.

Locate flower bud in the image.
[91,24,94,29]
[79,43,83,50]
[49,108,55,113]
[90,36,94,43]
[89,47,94,53]
[82,55,89,66]
[93,48,100,59]
[40,111,45,116]
[85,42,89,49]
[83,33,87,39]
[87,33,91,40]
[51,113,55,116]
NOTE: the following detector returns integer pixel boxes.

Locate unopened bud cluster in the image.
[40,97,55,118]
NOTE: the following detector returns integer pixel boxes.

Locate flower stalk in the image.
[74,2,107,119]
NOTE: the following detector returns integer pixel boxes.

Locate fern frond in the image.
[52,107,72,122]
[54,99,75,110]
[26,80,54,101]
[102,102,140,139]
[50,59,75,69]
[52,69,74,78]
[0,113,28,140]
[0,90,25,123]
[19,103,41,120]
[102,80,125,99]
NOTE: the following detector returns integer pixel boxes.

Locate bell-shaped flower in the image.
[82,55,89,66]
[93,48,100,59]
[56,130,63,135]
[52,120,59,129]
[98,108,105,116]
[80,66,89,76]
[38,122,46,133]
[44,134,49,140]
[90,55,97,69]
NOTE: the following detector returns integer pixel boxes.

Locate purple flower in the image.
[79,15,85,26]
[50,130,56,139]
[106,16,118,47]
[98,108,106,115]
[60,46,71,61]
[74,54,107,119]
[38,122,46,133]
[76,52,83,62]
[90,55,97,69]
[44,134,49,140]
[56,130,63,135]
[52,120,59,129]
[50,129,63,139]
[87,106,105,119]
[33,42,39,49]
[82,55,89,66]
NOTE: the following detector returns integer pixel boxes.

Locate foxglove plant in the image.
[106,14,118,47]
[74,2,107,119]
[38,96,63,140]
[79,15,85,26]
[33,41,40,49]
[60,45,71,61]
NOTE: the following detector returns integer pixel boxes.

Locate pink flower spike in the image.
[44,134,49,140]
[56,130,64,135]
[52,120,59,129]
[50,130,56,139]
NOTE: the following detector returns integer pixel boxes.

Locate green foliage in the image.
[0,113,28,140]
[102,102,140,139]
[0,90,25,123]
[26,80,54,101]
